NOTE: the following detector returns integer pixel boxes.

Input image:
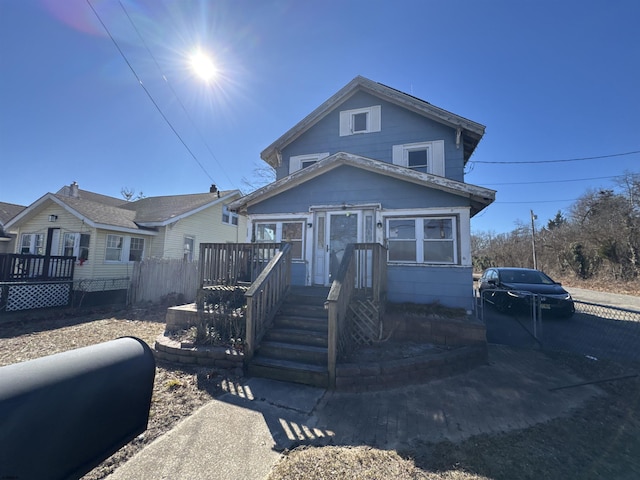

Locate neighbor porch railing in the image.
[244,243,292,361]
[199,243,282,287]
[0,254,75,282]
[326,242,387,387]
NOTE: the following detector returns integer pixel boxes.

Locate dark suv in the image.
[479,267,574,317]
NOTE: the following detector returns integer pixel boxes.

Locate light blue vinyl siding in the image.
[276,91,466,182]
[387,265,474,310]
[248,166,468,215]
[291,262,306,286]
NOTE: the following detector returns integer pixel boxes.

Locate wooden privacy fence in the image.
[130,259,198,304]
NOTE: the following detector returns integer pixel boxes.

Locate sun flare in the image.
[189,50,217,82]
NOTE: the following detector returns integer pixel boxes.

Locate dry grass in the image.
[0,305,238,480]
[3,300,640,480]
[268,351,640,480]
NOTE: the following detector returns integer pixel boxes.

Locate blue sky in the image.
[1,0,638,234]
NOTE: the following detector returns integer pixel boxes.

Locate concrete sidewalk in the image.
[107,345,601,480]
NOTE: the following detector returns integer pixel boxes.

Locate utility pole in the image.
[530,209,538,270]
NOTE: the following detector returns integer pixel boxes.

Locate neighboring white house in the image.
[4,181,245,287]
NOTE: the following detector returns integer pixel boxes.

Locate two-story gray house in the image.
[230,76,495,312]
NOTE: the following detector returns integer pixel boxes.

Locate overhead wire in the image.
[482,174,628,186]
[86,0,217,185]
[472,149,640,164]
[117,1,238,190]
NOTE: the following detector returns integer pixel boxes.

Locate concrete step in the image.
[258,341,327,365]
[248,357,329,388]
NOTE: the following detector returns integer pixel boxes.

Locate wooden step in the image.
[265,328,328,347]
[248,357,328,388]
[274,314,327,332]
[258,341,327,365]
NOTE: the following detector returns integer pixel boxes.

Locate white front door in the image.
[312,209,377,286]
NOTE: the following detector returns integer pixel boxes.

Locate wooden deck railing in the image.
[353,243,388,303]
[199,243,282,288]
[0,254,75,282]
[244,243,292,361]
[326,242,387,388]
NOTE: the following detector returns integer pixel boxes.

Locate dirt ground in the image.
[0,305,242,480]
[2,301,640,479]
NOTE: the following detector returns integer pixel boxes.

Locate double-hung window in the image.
[106,235,124,261]
[387,217,457,264]
[20,233,45,255]
[339,105,381,136]
[129,237,145,261]
[63,233,90,261]
[255,221,304,260]
[222,205,239,225]
[392,140,445,176]
[289,153,329,174]
[106,234,145,262]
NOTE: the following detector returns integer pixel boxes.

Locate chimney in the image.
[70,181,79,198]
[209,184,217,194]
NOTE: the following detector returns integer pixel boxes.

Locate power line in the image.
[482,174,626,186]
[118,1,238,190]
[495,199,578,205]
[86,0,216,185]
[474,150,640,164]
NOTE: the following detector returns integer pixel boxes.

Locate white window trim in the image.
[63,232,90,262]
[392,140,445,176]
[339,105,381,136]
[129,236,145,262]
[184,235,195,261]
[386,215,458,265]
[222,205,239,226]
[20,233,45,255]
[289,152,330,174]
[105,234,146,263]
[253,219,306,260]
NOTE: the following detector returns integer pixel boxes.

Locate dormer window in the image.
[339,105,381,136]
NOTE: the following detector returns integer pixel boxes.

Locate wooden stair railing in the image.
[244,243,292,361]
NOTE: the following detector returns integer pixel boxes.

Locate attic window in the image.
[289,152,329,174]
[339,105,381,136]
[392,140,445,176]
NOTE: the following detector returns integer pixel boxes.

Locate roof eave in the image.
[230,153,495,214]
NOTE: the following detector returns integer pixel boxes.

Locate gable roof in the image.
[229,152,495,217]
[120,192,238,227]
[6,187,242,234]
[261,75,486,168]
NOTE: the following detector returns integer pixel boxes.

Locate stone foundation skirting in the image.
[335,345,488,392]
[154,334,244,371]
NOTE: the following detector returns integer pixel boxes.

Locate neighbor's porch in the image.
[0,253,76,312]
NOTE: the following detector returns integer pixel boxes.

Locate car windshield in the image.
[500,269,555,285]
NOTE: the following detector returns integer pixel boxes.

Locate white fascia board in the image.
[4,193,56,229]
[230,153,495,213]
[94,224,158,236]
